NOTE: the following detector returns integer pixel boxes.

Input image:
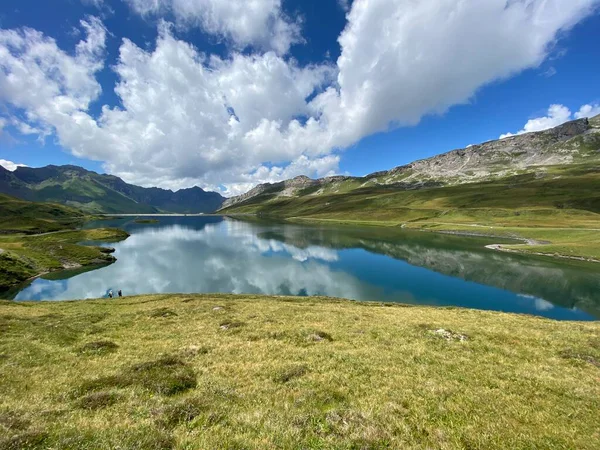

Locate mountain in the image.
[0,165,225,214]
[221,116,600,210]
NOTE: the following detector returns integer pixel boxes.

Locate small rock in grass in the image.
[148,308,178,318]
[219,321,244,330]
[306,331,333,342]
[432,329,469,342]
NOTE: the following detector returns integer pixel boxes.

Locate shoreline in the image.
[0,228,129,293]
[484,243,600,263]
[240,215,600,264]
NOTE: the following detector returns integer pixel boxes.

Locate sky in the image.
[0,0,599,196]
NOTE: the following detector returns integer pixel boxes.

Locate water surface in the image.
[14,216,600,320]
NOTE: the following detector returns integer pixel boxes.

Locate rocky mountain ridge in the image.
[221,116,600,209]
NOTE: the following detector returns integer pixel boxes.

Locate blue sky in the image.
[0,0,599,194]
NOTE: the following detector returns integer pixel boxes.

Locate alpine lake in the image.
[11,216,600,321]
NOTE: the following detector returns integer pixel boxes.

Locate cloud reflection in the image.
[16,221,377,301]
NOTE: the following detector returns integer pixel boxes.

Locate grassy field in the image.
[0,294,598,449]
[222,164,600,260]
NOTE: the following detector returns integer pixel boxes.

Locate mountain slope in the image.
[221,116,600,210]
[0,193,86,234]
[0,165,224,214]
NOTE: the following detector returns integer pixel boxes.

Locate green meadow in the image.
[1,294,599,449]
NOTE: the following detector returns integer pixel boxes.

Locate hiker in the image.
[118,289,123,298]
[108,289,113,299]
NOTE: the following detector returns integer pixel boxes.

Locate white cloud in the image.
[500,102,600,138]
[1,0,599,196]
[541,66,557,77]
[338,0,351,12]
[0,16,106,126]
[81,0,105,7]
[123,0,302,55]
[520,104,572,132]
[0,159,27,171]
[575,104,600,119]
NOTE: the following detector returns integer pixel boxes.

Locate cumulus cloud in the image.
[0,16,106,130]
[1,0,599,196]
[124,0,302,55]
[0,158,27,171]
[575,103,600,119]
[500,103,600,139]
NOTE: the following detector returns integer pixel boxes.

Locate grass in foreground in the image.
[1,294,599,449]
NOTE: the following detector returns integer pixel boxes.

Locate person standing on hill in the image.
[118,290,122,298]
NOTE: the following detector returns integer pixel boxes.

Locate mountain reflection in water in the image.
[13,216,600,321]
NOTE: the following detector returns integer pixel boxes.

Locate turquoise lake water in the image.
[13,216,600,320]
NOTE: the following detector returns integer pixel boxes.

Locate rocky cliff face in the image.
[221,117,600,209]
[372,118,596,186]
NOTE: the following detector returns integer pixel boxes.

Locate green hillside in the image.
[221,163,600,224]
[0,165,224,214]
[221,163,600,260]
[0,193,86,234]
[220,117,600,261]
[0,194,129,292]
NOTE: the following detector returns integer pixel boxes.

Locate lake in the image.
[13,216,600,320]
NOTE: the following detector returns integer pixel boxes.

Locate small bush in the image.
[0,429,48,450]
[78,356,197,397]
[559,350,599,367]
[156,397,208,429]
[129,357,197,395]
[77,391,121,410]
[0,410,30,431]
